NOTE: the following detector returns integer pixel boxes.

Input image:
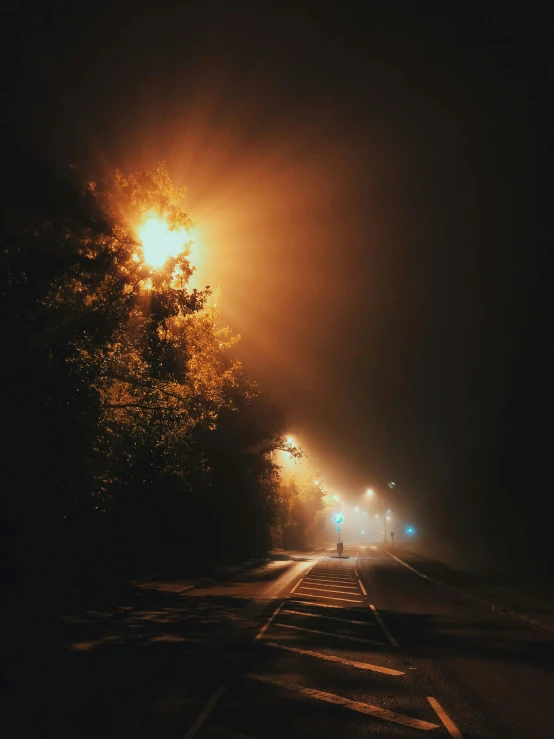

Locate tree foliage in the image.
[0,162,322,588]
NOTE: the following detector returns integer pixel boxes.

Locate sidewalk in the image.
[132,546,326,595]
[383,545,554,634]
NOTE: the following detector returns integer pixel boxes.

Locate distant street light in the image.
[366,489,374,496]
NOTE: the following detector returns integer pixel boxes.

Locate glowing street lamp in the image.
[137,215,190,269]
[366,489,374,497]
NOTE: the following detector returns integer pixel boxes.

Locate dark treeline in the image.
[0,153,324,593]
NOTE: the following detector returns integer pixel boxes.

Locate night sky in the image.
[4,1,554,543]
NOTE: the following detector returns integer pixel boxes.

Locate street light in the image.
[334,513,344,557]
[366,489,374,496]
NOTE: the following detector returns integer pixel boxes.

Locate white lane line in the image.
[291,585,360,595]
[294,592,364,603]
[287,552,332,597]
[183,685,226,739]
[263,641,405,674]
[274,622,386,645]
[358,579,367,596]
[369,604,399,648]
[303,579,359,590]
[292,599,367,613]
[427,697,463,738]
[355,548,359,576]
[244,674,439,730]
[306,573,358,581]
[283,608,372,626]
[304,575,359,585]
[309,570,357,578]
[305,573,358,581]
[289,578,303,594]
[254,601,284,642]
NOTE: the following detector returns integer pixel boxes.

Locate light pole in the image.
[334,513,344,556]
[384,510,391,544]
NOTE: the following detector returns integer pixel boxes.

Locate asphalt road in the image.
[5,545,554,738]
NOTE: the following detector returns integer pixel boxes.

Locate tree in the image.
[1,163,253,581]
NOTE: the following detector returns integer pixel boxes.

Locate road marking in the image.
[370,604,399,648]
[263,641,405,674]
[183,686,226,739]
[305,573,358,582]
[381,548,552,634]
[283,608,372,626]
[293,592,364,603]
[289,576,305,594]
[287,555,326,596]
[384,549,430,579]
[274,622,385,645]
[292,599,367,613]
[304,575,359,585]
[297,585,364,596]
[358,579,367,596]
[254,601,284,642]
[427,697,463,738]
[244,674,439,730]
[303,579,359,590]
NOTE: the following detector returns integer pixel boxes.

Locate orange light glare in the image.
[137,216,188,268]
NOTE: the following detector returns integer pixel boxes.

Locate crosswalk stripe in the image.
[297,585,364,596]
[244,674,440,730]
[303,578,359,589]
[273,622,385,645]
[292,592,364,603]
[282,608,372,626]
[291,599,367,613]
[262,641,405,674]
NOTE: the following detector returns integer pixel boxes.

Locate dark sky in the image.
[5,1,554,540]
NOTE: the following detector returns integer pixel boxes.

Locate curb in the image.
[382,548,554,636]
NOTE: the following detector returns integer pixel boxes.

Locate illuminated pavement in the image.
[5,546,554,737]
